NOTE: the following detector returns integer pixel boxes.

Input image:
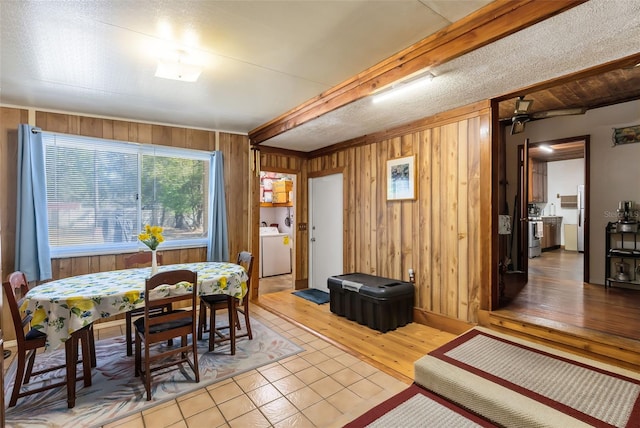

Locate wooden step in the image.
[488,310,640,373]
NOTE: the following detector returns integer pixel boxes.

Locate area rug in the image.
[415,327,640,428]
[292,288,330,305]
[344,383,497,427]
[4,317,303,428]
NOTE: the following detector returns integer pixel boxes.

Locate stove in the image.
[528,217,542,258]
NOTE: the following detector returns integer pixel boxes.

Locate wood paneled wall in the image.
[1,108,252,335]
[303,105,491,324]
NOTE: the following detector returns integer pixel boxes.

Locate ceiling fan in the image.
[509,96,587,135]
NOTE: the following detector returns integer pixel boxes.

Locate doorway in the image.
[517,136,589,286]
[308,173,343,292]
[258,170,296,295]
[500,136,590,309]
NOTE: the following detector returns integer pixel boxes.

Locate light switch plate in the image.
[498,215,512,235]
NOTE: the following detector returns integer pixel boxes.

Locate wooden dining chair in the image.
[197,251,254,353]
[123,251,170,356]
[3,271,94,408]
[134,269,199,401]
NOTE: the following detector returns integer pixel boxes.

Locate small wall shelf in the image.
[260,202,293,208]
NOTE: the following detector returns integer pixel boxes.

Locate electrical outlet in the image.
[298,223,307,231]
[408,268,415,283]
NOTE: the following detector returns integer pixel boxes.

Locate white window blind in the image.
[43,133,209,257]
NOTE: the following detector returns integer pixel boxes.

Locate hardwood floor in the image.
[258,251,640,378]
[256,290,457,383]
[499,249,640,341]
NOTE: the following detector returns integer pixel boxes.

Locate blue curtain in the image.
[207,151,229,262]
[15,124,52,281]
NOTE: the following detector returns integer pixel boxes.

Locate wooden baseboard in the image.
[413,307,474,335]
[294,278,308,290]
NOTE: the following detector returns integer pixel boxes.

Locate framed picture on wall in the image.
[386,155,416,201]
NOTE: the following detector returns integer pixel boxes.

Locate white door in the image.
[309,174,343,292]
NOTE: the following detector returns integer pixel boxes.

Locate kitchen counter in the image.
[541,217,562,251]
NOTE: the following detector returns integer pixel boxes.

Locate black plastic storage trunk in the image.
[328,273,414,333]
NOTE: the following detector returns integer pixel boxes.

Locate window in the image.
[44,133,209,257]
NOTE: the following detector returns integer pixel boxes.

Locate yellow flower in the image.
[138,224,164,250]
[220,276,228,289]
[32,307,47,326]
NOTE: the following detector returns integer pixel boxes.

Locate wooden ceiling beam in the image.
[249,0,586,145]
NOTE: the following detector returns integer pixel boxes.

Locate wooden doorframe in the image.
[516,135,591,283]
[255,166,300,296]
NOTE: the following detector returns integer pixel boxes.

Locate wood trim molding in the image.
[249,0,585,145]
[413,307,474,335]
[307,167,344,179]
[257,144,308,158]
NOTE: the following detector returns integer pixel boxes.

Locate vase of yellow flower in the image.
[138,224,164,275]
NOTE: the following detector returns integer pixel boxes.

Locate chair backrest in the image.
[237,251,254,285]
[143,269,197,337]
[237,251,253,285]
[125,251,163,268]
[3,271,33,344]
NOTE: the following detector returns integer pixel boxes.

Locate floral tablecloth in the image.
[22,262,249,351]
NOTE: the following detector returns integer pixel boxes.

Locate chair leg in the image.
[88,324,97,368]
[192,334,200,382]
[144,345,152,401]
[208,303,215,352]
[23,349,37,384]
[243,303,253,340]
[197,301,206,340]
[229,297,236,356]
[65,333,79,409]
[134,334,141,377]
[126,312,133,356]
[80,328,92,387]
[8,349,28,407]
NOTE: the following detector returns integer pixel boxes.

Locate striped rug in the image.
[416,327,640,427]
[344,384,497,428]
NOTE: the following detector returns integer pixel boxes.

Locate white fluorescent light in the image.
[155,60,202,82]
[372,72,434,104]
[540,144,554,152]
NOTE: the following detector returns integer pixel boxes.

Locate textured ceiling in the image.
[262,0,640,151]
[0,0,491,134]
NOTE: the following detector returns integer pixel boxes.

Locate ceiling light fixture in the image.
[514,96,533,114]
[372,71,434,104]
[155,50,202,82]
[539,144,554,152]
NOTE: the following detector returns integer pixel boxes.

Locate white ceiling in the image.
[1,1,639,153]
[0,0,490,133]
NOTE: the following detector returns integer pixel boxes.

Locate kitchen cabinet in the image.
[528,158,547,203]
[605,222,640,288]
[541,216,562,251]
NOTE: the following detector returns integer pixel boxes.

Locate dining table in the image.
[22,261,249,352]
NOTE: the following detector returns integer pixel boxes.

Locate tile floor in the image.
[259,273,294,295]
[4,304,409,428]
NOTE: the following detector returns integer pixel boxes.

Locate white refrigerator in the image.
[577,184,585,252]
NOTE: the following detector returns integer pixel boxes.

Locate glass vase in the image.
[151,249,158,276]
